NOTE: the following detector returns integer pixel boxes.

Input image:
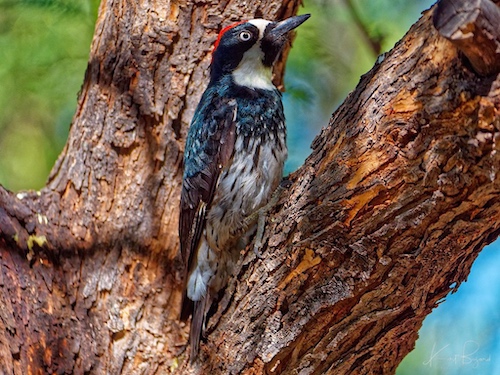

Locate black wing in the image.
[179,97,237,316]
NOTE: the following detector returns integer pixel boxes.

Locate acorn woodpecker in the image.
[179,14,310,362]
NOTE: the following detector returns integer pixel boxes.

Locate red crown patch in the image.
[213,21,246,52]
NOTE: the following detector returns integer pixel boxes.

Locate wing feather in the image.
[179,96,237,317]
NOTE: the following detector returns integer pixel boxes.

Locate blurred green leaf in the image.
[0,0,98,191]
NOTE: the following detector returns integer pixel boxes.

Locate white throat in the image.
[232,42,274,90]
[232,18,275,90]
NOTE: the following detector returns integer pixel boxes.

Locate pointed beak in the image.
[260,14,310,66]
[271,14,310,38]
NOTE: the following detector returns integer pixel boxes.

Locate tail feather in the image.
[180,291,193,322]
[190,298,207,363]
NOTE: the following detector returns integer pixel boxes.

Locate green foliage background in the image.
[0,0,99,190]
[1,1,499,374]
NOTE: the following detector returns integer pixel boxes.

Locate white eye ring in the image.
[239,31,252,41]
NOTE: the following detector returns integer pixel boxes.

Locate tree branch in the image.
[0,186,49,254]
[433,0,500,76]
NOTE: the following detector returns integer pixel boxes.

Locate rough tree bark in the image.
[0,0,499,374]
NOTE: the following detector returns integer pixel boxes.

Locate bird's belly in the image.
[206,138,286,252]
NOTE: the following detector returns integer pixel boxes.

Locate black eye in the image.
[239,31,252,41]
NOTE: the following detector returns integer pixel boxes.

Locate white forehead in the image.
[248,19,272,38]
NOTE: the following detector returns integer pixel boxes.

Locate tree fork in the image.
[0,0,499,374]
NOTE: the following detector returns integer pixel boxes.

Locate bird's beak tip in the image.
[272,14,310,36]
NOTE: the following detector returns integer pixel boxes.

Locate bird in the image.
[179,13,310,362]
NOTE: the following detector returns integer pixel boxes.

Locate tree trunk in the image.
[0,0,499,374]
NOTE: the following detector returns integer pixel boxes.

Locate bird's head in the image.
[210,14,310,90]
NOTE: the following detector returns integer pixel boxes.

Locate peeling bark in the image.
[0,0,499,374]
